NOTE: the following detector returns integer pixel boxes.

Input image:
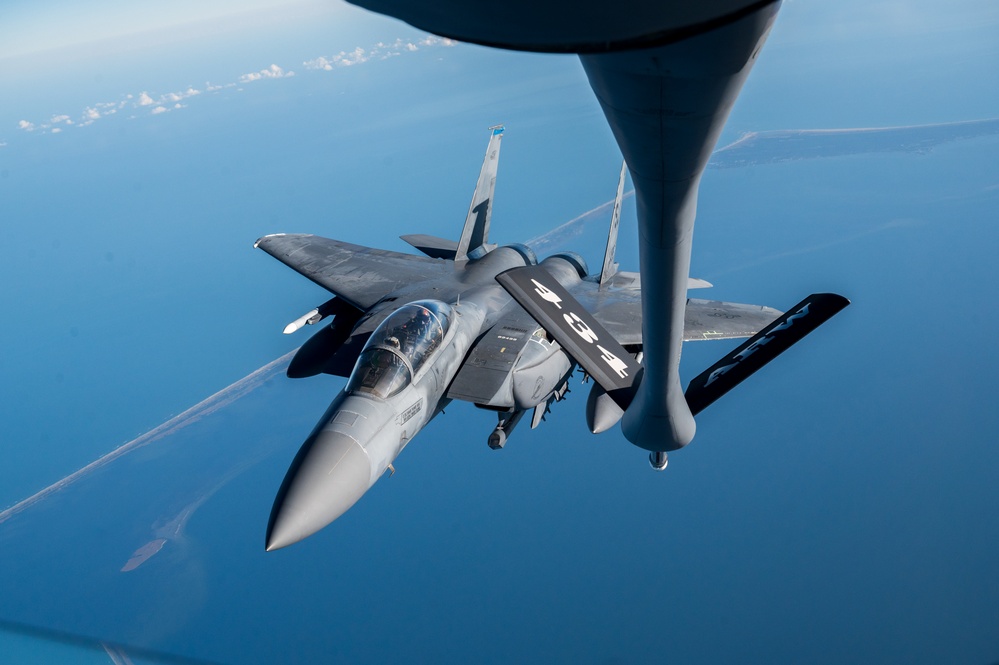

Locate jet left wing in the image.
[255,234,451,310]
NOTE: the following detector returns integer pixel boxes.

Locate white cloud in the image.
[340,47,367,66]
[163,87,200,103]
[12,33,456,144]
[305,34,458,72]
[0,141,8,147]
[239,64,294,82]
[421,36,455,47]
[303,56,334,71]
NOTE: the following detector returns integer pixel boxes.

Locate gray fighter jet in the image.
[258,127,844,550]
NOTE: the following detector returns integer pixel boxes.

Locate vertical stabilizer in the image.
[599,160,627,286]
[455,125,504,264]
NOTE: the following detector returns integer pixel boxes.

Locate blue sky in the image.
[1,1,998,663]
[0,0,330,59]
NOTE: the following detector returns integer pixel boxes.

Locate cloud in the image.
[163,87,201,103]
[303,56,334,71]
[11,33,456,143]
[305,34,458,71]
[0,141,8,148]
[341,47,367,66]
[304,46,372,69]
[239,64,294,82]
[421,36,456,47]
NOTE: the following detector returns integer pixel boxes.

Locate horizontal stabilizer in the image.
[685,293,850,416]
[400,234,458,260]
[496,265,642,409]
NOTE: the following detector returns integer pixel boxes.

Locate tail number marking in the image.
[597,345,629,379]
[532,279,563,309]
[704,303,812,387]
[530,275,634,381]
[563,312,599,344]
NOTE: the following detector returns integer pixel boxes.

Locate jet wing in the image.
[255,234,452,310]
[569,275,783,346]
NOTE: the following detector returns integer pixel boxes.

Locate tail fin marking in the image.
[455,125,504,264]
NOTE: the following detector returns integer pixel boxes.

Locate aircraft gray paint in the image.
[257,128,834,550]
[340,1,848,447]
[261,0,850,550]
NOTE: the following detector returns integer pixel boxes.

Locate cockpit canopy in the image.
[346,300,455,399]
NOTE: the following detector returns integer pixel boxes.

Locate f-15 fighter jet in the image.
[258,128,846,550]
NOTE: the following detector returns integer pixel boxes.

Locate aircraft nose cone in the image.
[266,430,372,551]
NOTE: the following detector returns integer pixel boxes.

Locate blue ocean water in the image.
[1,1,998,663]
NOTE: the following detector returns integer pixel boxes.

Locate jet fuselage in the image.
[266,249,586,549]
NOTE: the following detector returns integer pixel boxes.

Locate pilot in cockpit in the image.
[415,309,432,336]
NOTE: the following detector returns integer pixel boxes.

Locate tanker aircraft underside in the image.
[258,127,847,550]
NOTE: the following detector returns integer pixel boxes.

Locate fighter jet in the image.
[330,1,858,477]
[259,127,846,550]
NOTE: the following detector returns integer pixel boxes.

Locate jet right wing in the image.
[685,293,850,415]
[499,265,849,416]
[255,234,452,311]
[569,272,783,347]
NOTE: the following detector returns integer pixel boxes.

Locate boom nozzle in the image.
[649,451,668,471]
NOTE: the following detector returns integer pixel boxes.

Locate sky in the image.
[1,0,998,663]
